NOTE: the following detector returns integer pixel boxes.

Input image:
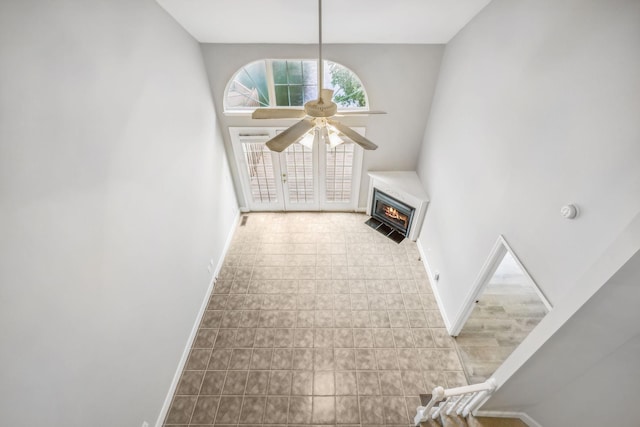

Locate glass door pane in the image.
[234,136,284,211]
[325,143,354,203]
[320,142,361,210]
[280,142,319,210]
[242,143,278,203]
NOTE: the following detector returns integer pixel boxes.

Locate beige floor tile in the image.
[292,348,313,370]
[336,396,360,423]
[271,348,293,370]
[190,396,220,424]
[335,371,357,395]
[356,371,380,395]
[355,349,377,370]
[214,396,242,424]
[201,371,226,395]
[238,396,265,423]
[312,396,335,424]
[313,371,335,395]
[166,396,197,424]
[245,370,269,395]
[379,371,404,395]
[268,370,292,395]
[207,349,231,370]
[288,396,312,423]
[334,348,356,370]
[176,370,204,395]
[359,396,384,424]
[291,371,313,395]
[229,349,252,369]
[222,370,248,395]
[162,213,478,427]
[264,396,289,423]
[382,395,410,424]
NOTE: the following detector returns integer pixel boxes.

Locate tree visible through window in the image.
[329,62,366,107]
[225,59,368,111]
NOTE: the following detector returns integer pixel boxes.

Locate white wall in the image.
[415,0,640,423]
[416,0,640,329]
[0,1,238,426]
[485,241,640,427]
[199,44,444,209]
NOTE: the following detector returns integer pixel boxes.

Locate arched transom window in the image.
[225,59,369,112]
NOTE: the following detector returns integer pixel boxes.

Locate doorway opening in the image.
[453,236,551,383]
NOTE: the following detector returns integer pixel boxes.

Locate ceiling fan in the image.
[251,0,385,152]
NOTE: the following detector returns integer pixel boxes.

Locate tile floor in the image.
[164,212,467,426]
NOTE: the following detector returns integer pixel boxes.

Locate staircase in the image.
[421,414,528,427]
[414,379,530,427]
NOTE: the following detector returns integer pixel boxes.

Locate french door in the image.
[230,127,363,211]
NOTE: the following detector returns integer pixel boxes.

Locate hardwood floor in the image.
[454,254,548,384]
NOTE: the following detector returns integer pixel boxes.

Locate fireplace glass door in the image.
[371,189,414,236]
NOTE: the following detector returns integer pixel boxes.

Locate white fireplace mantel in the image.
[367,171,430,241]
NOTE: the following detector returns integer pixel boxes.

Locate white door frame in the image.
[229,128,285,211]
[450,235,553,336]
[230,126,364,212]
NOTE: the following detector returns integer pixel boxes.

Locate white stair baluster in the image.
[413,378,498,425]
[446,395,464,415]
[463,390,489,417]
[414,386,446,426]
[456,393,475,415]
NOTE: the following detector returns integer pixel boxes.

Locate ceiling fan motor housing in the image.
[304,99,337,117]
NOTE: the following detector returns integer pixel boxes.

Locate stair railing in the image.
[414,378,497,425]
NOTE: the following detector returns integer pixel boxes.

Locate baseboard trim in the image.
[416,239,453,333]
[154,211,240,427]
[475,410,543,427]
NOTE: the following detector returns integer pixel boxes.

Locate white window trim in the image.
[223,59,370,114]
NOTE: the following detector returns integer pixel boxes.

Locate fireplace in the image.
[366,171,429,242]
[371,189,415,237]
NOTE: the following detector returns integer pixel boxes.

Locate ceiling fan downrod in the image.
[318,0,324,97]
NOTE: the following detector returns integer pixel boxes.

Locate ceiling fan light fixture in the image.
[327,131,344,149]
[299,130,316,149]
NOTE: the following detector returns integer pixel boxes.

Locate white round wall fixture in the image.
[560,204,579,219]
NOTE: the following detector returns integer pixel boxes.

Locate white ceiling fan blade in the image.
[335,110,387,116]
[252,108,306,119]
[266,118,315,152]
[328,119,378,150]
